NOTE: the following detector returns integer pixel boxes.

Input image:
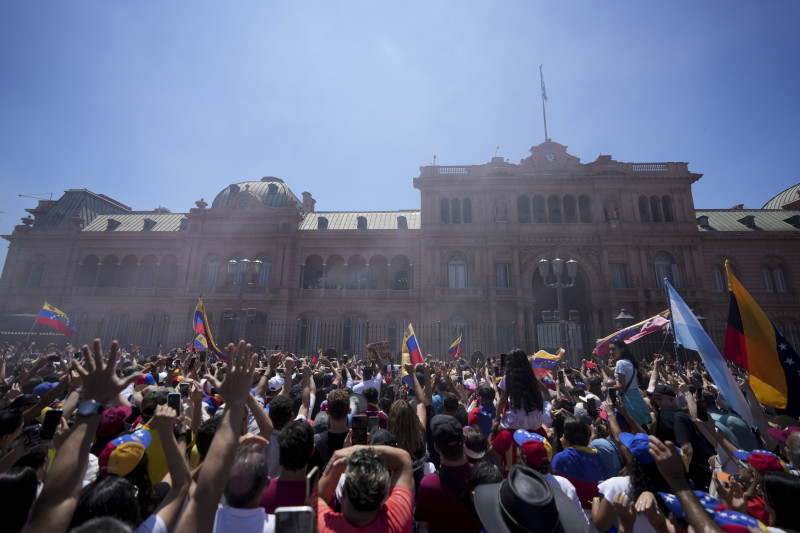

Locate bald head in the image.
[786,431,800,467]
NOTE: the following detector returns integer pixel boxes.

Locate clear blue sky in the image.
[2,2,799,269]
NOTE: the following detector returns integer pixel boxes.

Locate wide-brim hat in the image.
[474,465,585,533]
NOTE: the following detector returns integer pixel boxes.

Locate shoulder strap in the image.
[623,369,637,393]
[314,432,330,464]
[436,468,477,517]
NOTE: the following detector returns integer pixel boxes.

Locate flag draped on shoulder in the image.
[448,335,462,359]
[193,299,225,361]
[400,323,424,386]
[724,261,800,415]
[666,281,755,426]
[595,310,670,357]
[35,302,76,338]
[530,348,564,378]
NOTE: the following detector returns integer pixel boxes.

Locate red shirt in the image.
[260,478,306,514]
[415,463,482,533]
[491,429,521,476]
[317,484,413,533]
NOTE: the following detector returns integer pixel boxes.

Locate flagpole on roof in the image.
[539,64,549,142]
[663,278,682,375]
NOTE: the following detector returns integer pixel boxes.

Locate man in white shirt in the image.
[214,445,275,533]
[352,365,383,400]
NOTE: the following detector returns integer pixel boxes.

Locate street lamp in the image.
[538,258,578,364]
[227,258,262,341]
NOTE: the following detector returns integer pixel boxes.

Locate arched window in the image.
[203,258,220,287]
[452,198,461,224]
[654,253,679,288]
[256,258,272,286]
[448,254,467,289]
[118,255,138,288]
[397,216,407,229]
[462,198,472,223]
[357,216,367,230]
[138,255,157,288]
[563,195,577,223]
[517,195,531,223]
[579,195,592,223]
[317,217,328,230]
[650,196,662,223]
[763,266,775,293]
[440,198,450,223]
[156,255,178,288]
[303,255,324,289]
[347,256,367,289]
[662,196,674,222]
[532,195,546,223]
[26,263,46,287]
[639,196,650,222]
[97,255,119,288]
[712,265,726,293]
[391,255,410,290]
[78,255,99,287]
[774,266,788,293]
[547,195,562,223]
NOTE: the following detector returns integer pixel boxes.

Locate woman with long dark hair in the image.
[494,349,550,435]
[609,340,652,426]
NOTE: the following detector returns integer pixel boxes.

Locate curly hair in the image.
[503,348,543,414]
[387,400,424,459]
[627,457,671,515]
[344,448,391,512]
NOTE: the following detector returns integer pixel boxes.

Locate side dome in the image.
[762,182,800,209]
[211,177,302,210]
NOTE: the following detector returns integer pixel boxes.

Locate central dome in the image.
[211,177,302,210]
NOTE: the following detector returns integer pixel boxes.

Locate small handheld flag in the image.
[312,348,321,365]
[448,335,462,359]
[530,348,564,378]
[35,302,76,338]
[401,323,424,386]
[193,299,225,362]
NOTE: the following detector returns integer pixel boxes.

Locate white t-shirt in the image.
[497,376,552,430]
[213,505,275,533]
[545,473,589,533]
[615,360,637,391]
[598,476,660,533]
[352,374,383,399]
[135,514,168,533]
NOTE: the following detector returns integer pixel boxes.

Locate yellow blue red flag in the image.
[35,302,76,338]
[193,299,225,361]
[448,335,462,359]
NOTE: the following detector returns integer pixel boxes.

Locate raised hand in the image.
[203,341,257,406]
[72,339,141,404]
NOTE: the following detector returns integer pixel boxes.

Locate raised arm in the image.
[175,341,257,533]
[146,404,191,531]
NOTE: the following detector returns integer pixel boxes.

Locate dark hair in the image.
[196,417,221,462]
[224,446,270,508]
[378,397,393,414]
[70,516,134,533]
[0,467,38,533]
[764,471,800,528]
[443,392,460,412]
[363,387,378,404]
[464,427,488,459]
[278,420,314,471]
[14,443,49,472]
[362,366,374,380]
[478,385,495,402]
[628,457,671,515]
[609,340,639,373]
[0,408,23,436]
[587,376,602,389]
[326,389,350,420]
[562,415,590,447]
[343,448,390,512]
[466,461,503,491]
[504,349,544,413]
[268,395,295,430]
[22,377,43,394]
[124,454,158,518]
[437,439,465,462]
[71,475,141,529]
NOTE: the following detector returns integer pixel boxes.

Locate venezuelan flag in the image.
[193,334,208,352]
[724,261,800,414]
[193,299,226,361]
[595,310,670,357]
[35,303,76,338]
[530,348,564,378]
[312,348,321,365]
[401,324,424,386]
[448,335,462,358]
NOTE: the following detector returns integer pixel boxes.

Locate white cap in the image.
[268,376,285,391]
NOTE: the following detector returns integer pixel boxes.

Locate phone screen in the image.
[41,409,63,441]
[367,416,380,436]
[275,506,314,533]
[608,388,617,405]
[557,370,564,384]
[167,392,182,416]
[587,398,597,418]
[351,415,368,445]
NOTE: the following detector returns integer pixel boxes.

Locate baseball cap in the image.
[97,405,133,438]
[651,383,676,397]
[370,428,398,447]
[619,432,655,465]
[766,425,800,444]
[431,414,463,448]
[140,386,171,418]
[514,429,552,467]
[733,449,787,475]
[268,376,284,392]
[99,429,151,477]
[33,381,58,397]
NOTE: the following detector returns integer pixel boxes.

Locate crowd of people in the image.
[1,336,800,533]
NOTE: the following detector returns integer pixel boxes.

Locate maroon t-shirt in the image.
[260,478,306,513]
[414,462,482,533]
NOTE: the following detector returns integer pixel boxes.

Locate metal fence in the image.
[2,313,754,367]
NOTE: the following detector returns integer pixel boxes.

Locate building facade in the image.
[2,140,799,361]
